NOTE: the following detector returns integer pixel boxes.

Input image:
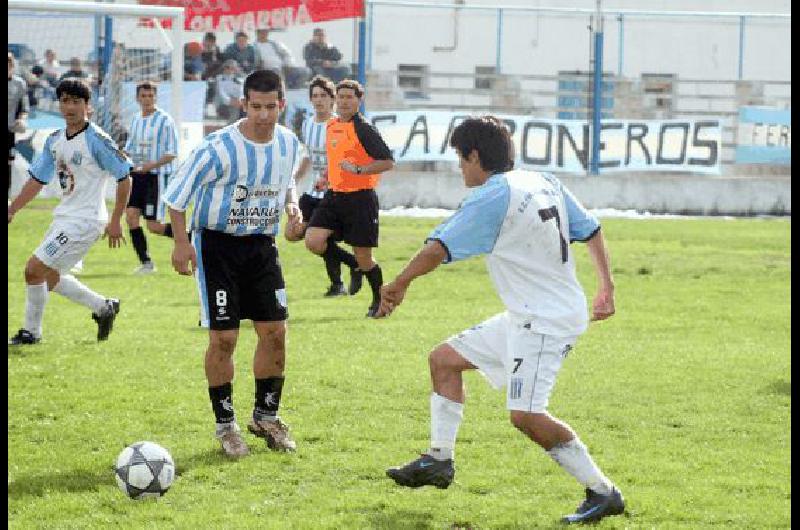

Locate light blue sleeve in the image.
[88,127,133,181]
[562,185,600,242]
[162,117,178,156]
[28,132,57,184]
[164,142,219,211]
[426,176,510,263]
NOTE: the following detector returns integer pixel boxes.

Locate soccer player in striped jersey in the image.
[377,117,625,524]
[123,81,179,274]
[164,70,301,458]
[285,75,359,297]
[8,79,132,345]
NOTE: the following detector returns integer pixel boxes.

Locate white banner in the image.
[364,111,721,174]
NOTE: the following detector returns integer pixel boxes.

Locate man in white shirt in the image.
[8,79,132,345]
[214,59,244,123]
[377,116,625,525]
[254,29,310,89]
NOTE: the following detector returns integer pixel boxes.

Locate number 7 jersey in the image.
[427,170,601,337]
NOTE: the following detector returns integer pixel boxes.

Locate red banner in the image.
[139,1,364,32]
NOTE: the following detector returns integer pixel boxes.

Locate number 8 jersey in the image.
[28,123,133,223]
[426,170,600,337]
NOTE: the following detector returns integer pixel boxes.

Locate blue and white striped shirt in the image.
[124,107,178,177]
[300,115,330,199]
[164,121,300,237]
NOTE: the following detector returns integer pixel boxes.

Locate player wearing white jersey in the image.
[377,117,625,525]
[8,79,132,345]
[284,76,359,297]
[123,82,178,274]
[164,70,301,458]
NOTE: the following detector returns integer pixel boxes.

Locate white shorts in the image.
[33,218,104,273]
[447,312,578,413]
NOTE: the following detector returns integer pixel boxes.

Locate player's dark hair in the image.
[136,81,158,96]
[56,78,92,102]
[336,79,364,98]
[449,116,514,173]
[308,75,335,99]
[235,31,248,40]
[243,69,284,101]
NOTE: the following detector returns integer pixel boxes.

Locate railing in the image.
[364,70,791,168]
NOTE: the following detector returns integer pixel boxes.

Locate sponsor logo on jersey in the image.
[234,185,281,203]
[70,152,82,165]
[509,378,524,400]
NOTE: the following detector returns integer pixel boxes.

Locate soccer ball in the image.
[114,441,175,500]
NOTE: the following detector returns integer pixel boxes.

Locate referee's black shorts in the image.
[194,229,288,330]
[127,171,165,221]
[308,189,379,248]
[298,193,322,225]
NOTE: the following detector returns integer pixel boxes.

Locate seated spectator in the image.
[59,57,89,82]
[184,41,203,81]
[253,28,310,89]
[223,32,257,74]
[37,49,62,88]
[214,59,244,124]
[303,28,350,83]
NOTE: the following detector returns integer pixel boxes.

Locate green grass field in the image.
[8,200,791,529]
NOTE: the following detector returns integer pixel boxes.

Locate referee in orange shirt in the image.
[304,79,394,317]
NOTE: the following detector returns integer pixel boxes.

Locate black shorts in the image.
[8,131,15,162]
[307,189,379,248]
[195,229,287,330]
[127,171,166,221]
[298,193,322,225]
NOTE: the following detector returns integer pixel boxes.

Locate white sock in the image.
[53,274,106,314]
[547,438,614,495]
[24,283,49,338]
[428,392,464,461]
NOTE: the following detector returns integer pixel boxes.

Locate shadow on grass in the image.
[367,508,437,529]
[766,379,791,396]
[9,467,110,500]
[174,447,232,475]
[290,315,355,325]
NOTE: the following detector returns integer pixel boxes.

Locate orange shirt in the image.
[326,113,393,192]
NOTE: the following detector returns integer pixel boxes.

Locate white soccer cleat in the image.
[133,261,156,275]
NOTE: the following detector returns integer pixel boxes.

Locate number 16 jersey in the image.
[426,170,601,337]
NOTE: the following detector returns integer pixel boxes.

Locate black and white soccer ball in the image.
[114,441,175,500]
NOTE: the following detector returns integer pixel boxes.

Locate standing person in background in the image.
[377,116,625,525]
[8,52,29,200]
[253,28,310,89]
[164,70,301,458]
[8,79,132,345]
[200,32,225,104]
[223,32,257,75]
[123,81,179,274]
[284,76,359,297]
[304,80,394,317]
[214,60,244,124]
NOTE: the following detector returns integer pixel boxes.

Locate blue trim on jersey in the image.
[214,132,239,231]
[195,153,218,230]
[87,126,133,180]
[277,133,287,157]
[29,133,57,184]
[427,174,510,263]
[234,141,259,235]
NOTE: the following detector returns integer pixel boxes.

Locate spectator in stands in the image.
[37,49,62,89]
[254,28,310,89]
[8,52,28,199]
[200,32,225,105]
[59,57,89,82]
[303,28,350,83]
[223,32,257,74]
[214,59,244,124]
[184,41,203,81]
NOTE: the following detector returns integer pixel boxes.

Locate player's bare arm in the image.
[134,153,176,174]
[104,176,132,248]
[7,179,45,224]
[168,207,196,275]
[585,229,615,321]
[377,240,448,318]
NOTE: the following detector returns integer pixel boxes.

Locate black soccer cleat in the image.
[562,487,625,524]
[386,454,455,489]
[324,283,348,297]
[366,301,380,318]
[348,268,364,296]
[92,298,120,341]
[8,329,40,346]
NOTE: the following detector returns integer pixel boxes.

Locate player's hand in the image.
[284,217,306,242]
[172,241,196,276]
[313,177,328,192]
[103,221,126,248]
[375,281,408,318]
[591,286,615,321]
[339,160,359,174]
